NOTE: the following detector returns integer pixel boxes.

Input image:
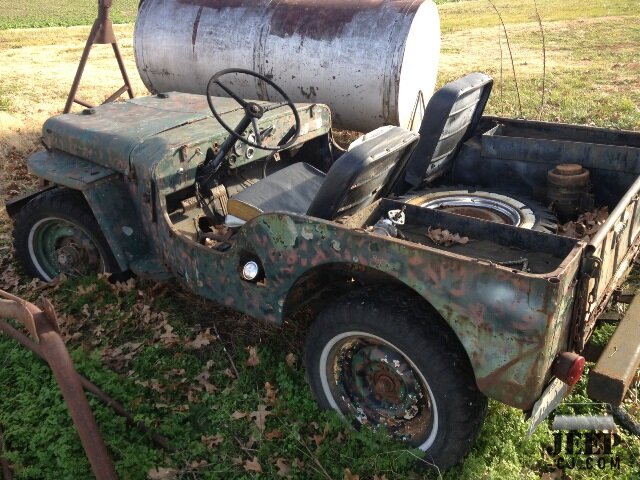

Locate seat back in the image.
[307,126,419,219]
[403,72,493,188]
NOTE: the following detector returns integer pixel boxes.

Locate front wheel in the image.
[12,188,119,281]
[304,288,487,470]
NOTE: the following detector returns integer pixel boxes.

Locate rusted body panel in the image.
[30,93,331,272]
[17,96,640,413]
[28,150,117,189]
[576,175,640,349]
[151,193,584,409]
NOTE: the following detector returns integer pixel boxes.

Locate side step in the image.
[587,292,640,405]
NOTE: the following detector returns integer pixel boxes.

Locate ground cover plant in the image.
[0,0,639,478]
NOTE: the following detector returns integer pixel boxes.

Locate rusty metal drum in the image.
[134,0,440,132]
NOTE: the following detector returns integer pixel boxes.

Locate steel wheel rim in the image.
[319,331,439,450]
[421,195,523,225]
[27,217,105,281]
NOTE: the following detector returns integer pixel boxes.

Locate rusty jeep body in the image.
[6,70,640,469]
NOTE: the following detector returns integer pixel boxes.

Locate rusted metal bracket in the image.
[0,290,173,477]
[0,289,174,478]
[613,288,636,304]
[587,292,640,406]
[63,0,134,114]
[0,290,118,479]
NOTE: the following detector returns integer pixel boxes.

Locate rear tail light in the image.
[552,352,586,386]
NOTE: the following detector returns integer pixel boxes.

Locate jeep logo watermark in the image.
[545,414,622,471]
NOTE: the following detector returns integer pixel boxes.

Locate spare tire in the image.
[402,187,558,234]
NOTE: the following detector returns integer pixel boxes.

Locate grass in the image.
[0,0,639,478]
[436,4,640,129]
[0,0,139,30]
[437,0,639,32]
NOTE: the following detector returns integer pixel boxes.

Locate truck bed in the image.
[424,117,640,351]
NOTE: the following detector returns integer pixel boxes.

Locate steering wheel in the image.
[206,68,302,154]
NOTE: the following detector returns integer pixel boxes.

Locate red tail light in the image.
[552,352,586,386]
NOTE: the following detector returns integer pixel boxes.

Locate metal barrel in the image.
[134,0,440,132]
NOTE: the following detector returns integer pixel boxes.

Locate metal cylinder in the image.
[546,163,591,221]
[134,0,440,132]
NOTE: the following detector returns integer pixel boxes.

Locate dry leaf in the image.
[244,457,263,473]
[111,277,136,294]
[560,206,609,240]
[275,458,292,477]
[246,346,260,367]
[102,341,143,370]
[344,468,360,480]
[293,458,305,470]
[190,460,207,470]
[200,434,224,451]
[155,321,181,346]
[0,264,20,290]
[264,382,278,405]
[250,404,271,432]
[195,369,216,393]
[265,429,284,440]
[373,475,388,480]
[540,469,564,480]
[285,352,296,368]
[200,434,224,452]
[77,284,97,295]
[187,389,200,404]
[147,467,179,480]
[189,328,216,349]
[230,410,248,420]
[312,423,329,447]
[135,378,165,393]
[231,457,244,466]
[426,226,469,247]
[245,434,258,449]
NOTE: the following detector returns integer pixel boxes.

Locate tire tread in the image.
[12,187,118,280]
[304,286,488,470]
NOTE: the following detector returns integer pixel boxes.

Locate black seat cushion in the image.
[307,126,418,219]
[403,72,493,188]
[227,126,418,222]
[227,162,326,220]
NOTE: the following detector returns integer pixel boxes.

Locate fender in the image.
[25,149,150,271]
[5,184,56,218]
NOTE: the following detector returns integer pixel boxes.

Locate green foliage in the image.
[0,276,425,479]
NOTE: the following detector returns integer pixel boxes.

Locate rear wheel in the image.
[304,287,487,470]
[13,188,118,281]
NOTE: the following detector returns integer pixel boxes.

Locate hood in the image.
[42,93,242,173]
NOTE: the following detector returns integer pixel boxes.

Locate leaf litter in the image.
[426,226,470,247]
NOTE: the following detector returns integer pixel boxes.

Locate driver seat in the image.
[226,126,419,223]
